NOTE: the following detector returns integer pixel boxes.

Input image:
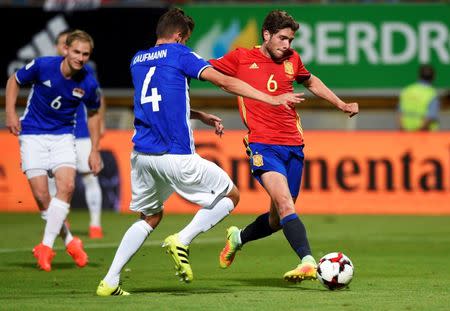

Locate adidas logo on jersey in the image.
[7,15,69,76]
[43,80,52,88]
[249,63,259,69]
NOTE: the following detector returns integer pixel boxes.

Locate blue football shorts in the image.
[248,143,304,197]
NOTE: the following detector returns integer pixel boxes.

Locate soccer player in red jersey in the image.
[211,10,359,282]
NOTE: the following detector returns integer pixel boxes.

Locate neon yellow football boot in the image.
[162,234,193,283]
[96,280,130,296]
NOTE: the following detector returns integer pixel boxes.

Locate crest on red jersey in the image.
[284,61,294,75]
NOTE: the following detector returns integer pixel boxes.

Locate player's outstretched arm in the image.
[5,75,21,136]
[87,110,103,175]
[302,74,359,118]
[200,67,304,109]
[191,109,224,137]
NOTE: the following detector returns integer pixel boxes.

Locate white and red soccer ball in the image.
[317,252,354,290]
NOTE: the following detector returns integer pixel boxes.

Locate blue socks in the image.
[281,214,312,259]
[240,212,276,245]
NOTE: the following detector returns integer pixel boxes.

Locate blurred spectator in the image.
[44,0,100,11]
[397,64,440,131]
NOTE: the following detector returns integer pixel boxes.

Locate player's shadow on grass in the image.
[231,277,323,291]
[132,287,232,295]
[11,261,101,270]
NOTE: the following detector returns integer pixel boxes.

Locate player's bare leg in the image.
[29,174,52,213]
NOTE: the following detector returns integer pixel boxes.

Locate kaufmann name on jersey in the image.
[130,43,210,155]
[132,49,168,65]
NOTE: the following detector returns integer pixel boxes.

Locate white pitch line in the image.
[0,237,224,254]
[2,235,448,254]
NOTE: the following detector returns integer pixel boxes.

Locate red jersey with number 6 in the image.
[210,47,310,146]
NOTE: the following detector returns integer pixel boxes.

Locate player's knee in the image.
[57,180,75,198]
[274,195,295,218]
[226,185,240,207]
[142,211,163,229]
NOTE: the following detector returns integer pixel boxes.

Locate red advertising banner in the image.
[0,130,449,214]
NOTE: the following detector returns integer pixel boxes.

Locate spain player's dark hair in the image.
[66,29,94,51]
[261,10,299,40]
[156,8,194,41]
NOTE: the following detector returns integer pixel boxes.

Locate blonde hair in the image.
[66,29,94,51]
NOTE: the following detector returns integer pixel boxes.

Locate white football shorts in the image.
[129,151,234,216]
[19,134,76,175]
[75,137,93,173]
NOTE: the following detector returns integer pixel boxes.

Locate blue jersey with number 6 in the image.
[130,43,211,155]
[16,56,100,135]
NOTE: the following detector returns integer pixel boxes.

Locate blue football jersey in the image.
[74,104,89,138]
[16,56,100,135]
[130,43,211,154]
[74,63,100,139]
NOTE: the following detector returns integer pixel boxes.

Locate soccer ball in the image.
[317,252,354,290]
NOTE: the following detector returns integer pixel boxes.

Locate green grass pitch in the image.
[1,212,449,311]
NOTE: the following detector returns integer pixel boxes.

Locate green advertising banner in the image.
[182,4,449,94]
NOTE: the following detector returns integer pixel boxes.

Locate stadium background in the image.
[0,0,449,215]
